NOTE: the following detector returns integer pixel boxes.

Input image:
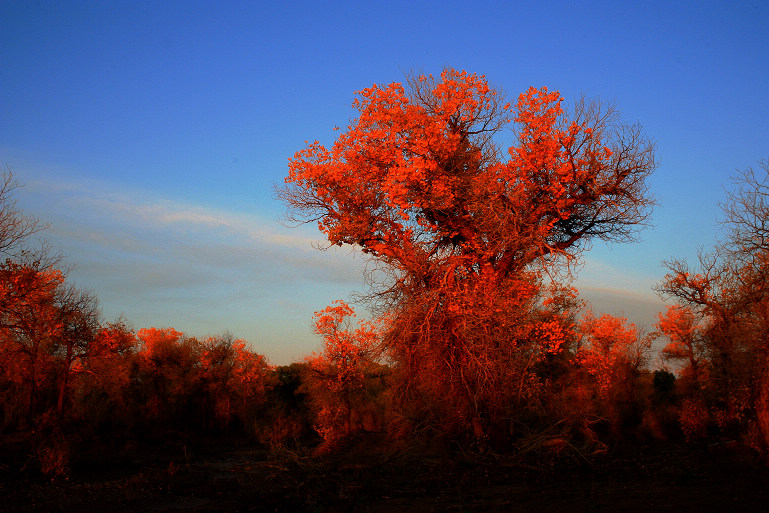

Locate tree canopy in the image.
[280,69,656,288]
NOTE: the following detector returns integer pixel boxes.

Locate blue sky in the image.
[1,0,767,364]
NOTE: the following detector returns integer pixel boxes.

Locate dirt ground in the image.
[2,439,768,512]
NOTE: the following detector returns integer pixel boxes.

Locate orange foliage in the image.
[655,305,707,386]
[282,69,654,279]
[199,335,272,427]
[132,328,273,430]
[280,69,656,441]
[309,300,378,393]
[137,327,186,358]
[0,261,67,423]
[305,300,382,446]
[134,327,200,418]
[0,171,288,464]
[577,312,649,399]
[93,320,137,358]
[657,238,769,444]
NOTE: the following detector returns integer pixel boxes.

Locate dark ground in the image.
[2,437,768,513]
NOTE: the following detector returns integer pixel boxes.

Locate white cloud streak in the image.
[18,176,368,364]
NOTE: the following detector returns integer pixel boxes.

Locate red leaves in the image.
[576,312,649,398]
[93,321,136,357]
[137,327,184,358]
[281,68,654,282]
[306,300,382,445]
[0,261,66,366]
[280,68,656,440]
[282,69,511,261]
[0,261,64,328]
[310,300,379,392]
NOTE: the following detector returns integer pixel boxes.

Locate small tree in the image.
[655,304,707,392]
[0,169,58,429]
[305,300,381,448]
[576,312,652,432]
[720,160,769,449]
[52,285,101,418]
[134,328,202,425]
[69,320,137,430]
[0,261,65,427]
[199,333,272,433]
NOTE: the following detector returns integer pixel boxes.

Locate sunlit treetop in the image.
[280,68,656,285]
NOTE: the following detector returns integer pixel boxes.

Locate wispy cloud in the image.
[18,176,369,364]
[574,256,666,346]
[31,179,315,246]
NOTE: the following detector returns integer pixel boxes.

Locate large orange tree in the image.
[280,69,656,439]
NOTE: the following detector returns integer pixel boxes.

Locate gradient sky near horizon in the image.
[1,1,767,364]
